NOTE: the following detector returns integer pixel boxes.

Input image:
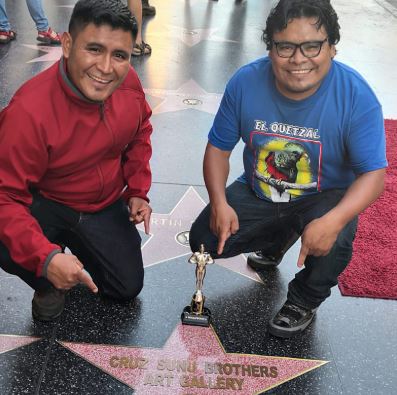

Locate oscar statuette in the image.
[181,244,214,327]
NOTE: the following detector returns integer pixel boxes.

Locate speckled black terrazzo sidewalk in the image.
[0,0,396,394]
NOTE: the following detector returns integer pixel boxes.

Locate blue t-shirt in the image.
[209,57,387,202]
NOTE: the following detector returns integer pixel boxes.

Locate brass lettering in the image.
[138,358,148,369]
[204,362,276,381]
[241,364,251,376]
[154,373,165,386]
[175,360,187,372]
[235,378,244,390]
[119,357,129,368]
[180,375,190,388]
[270,366,278,378]
[144,373,173,386]
[191,375,208,388]
[129,358,138,369]
[222,363,232,375]
[208,377,217,389]
[108,356,148,369]
[251,365,260,377]
[157,359,196,373]
[231,363,241,375]
[204,362,214,374]
[109,356,119,368]
[187,360,197,373]
[214,363,222,374]
[260,366,269,377]
[216,376,226,389]
[225,377,235,389]
[144,373,155,385]
[164,373,174,387]
[157,359,166,370]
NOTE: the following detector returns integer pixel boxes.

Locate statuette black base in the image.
[181,306,211,327]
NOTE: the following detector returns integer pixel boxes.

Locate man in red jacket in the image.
[0,0,153,321]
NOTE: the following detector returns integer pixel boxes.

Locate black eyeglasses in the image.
[273,38,328,58]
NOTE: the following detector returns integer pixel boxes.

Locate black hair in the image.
[262,0,340,49]
[69,0,138,40]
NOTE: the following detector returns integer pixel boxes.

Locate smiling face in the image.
[61,23,133,102]
[269,17,336,101]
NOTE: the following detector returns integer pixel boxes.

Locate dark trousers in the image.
[190,181,357,309]
[0,193,144,300]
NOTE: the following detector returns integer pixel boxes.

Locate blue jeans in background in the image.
[0,0,49,31]
[190,181,358,309]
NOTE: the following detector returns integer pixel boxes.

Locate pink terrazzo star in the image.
[60,324,327,394]
[0,335,40,354]
[137,186,262,283]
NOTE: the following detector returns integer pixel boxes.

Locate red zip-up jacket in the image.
[0,58,153,277]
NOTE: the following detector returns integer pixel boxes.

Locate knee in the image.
[101,271,144,301]
[189,220,216,254]
[118,281,143,301]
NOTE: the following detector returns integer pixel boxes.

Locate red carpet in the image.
[338,119,397,300]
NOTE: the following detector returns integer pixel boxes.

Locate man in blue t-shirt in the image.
[190,0,387,338]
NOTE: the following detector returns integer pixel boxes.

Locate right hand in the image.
[210,202,239,255]
[46,253,98,293]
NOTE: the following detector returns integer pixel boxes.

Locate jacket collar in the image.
[57,57,104,107]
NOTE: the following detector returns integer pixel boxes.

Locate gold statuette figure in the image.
[181,244,214,326]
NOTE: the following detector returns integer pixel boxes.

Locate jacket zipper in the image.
[96,103,106,200]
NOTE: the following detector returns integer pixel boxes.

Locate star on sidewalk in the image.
[60,323,327,394]
[0,335,40,355]
[23,44,62,65]
[137,187,261,283]
[144,79,222,115]
[149,24,238,47]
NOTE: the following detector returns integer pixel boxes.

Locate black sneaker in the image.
[32,287,65,322]
[142,0,156,16]
[268,301,317,338]
[247,231,299,270]
[247,251,283,270]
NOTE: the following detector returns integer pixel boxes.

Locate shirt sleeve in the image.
[346,84,387,174]
[121,96,153,203]
[208,76,241,151]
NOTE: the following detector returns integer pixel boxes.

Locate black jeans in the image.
[0,193,144,300]
[190,181,357,309]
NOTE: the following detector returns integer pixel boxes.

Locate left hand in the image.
[128,197,152,234]
[297,217,340,268]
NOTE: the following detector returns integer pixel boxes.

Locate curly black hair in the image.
[69,0,138,40]
[262,0,340,50]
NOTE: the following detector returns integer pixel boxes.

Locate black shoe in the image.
[32,287,65,322]
[268,301,317,338]
[247,251,283,270]
[142,0,156,16]
[247,231,300,270]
